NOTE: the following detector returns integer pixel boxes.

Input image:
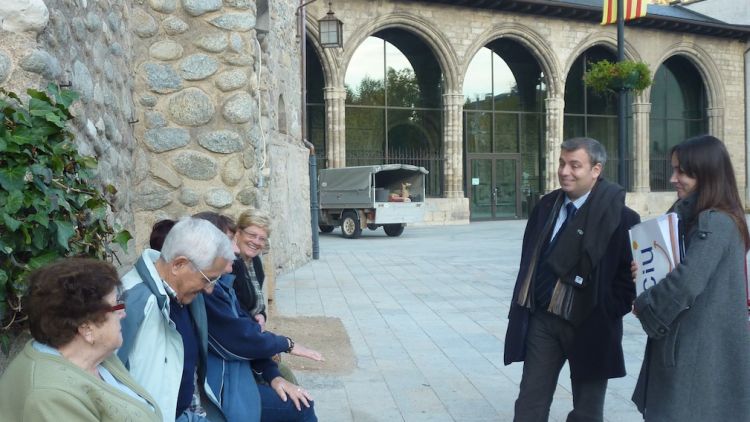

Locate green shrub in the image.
[0,83,131,352]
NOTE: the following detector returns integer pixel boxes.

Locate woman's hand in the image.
[630,260,639,283]
[290,343,325,362]
[270,377,313,410]
[255,313,266,331]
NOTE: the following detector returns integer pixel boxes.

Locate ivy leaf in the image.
[0,166,26,191]
[29,212,50,229]
[79,156,98,169]
[113,230,133,252]
[28,251,60,270]
[2,213,22,232]
[31,224,49,249]
[0,269,7,288]
[27,88,52,103]
[53,220,76,250]
[3,190,23,214]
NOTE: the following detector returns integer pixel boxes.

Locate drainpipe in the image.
[745,45,750,208]
[299,0,320,259]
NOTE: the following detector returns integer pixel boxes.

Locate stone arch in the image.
[462,23,562,98]
[278,94,287,134]
[563,32,642,78]
[341,12,460,93]
[652,42,724,109]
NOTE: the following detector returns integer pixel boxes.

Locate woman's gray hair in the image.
[561,137,607,167]
[160,217,235,270]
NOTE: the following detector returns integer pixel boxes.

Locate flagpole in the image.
[617,0,627,188]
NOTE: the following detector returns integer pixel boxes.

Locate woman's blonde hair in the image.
[236,208,272,236]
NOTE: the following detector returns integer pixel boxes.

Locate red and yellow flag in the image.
[602,0,648,25]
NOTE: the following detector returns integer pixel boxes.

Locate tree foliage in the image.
[0,84,131,352]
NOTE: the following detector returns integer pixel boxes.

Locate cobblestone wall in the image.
[128,0,310,272]
[0,0,312,273]
[1,0,139,263]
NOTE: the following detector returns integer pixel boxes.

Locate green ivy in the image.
[583,59,652,96]
[0,83,131,352]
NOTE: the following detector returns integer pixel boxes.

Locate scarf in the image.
[546,178,624,325]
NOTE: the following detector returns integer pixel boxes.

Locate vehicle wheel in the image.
[319,224,334,233]
[367,224,379,231]
[340,211,362,239]
[383,223,405,237]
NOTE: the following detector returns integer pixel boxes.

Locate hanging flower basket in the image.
[583,60,652,95]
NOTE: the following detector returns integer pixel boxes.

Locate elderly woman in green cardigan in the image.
[0,258,162,421]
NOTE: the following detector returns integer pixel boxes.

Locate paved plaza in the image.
[275,221,646,421]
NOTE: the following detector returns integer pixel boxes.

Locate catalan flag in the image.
[602,0,648,25]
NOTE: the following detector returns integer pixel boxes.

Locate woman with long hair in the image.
[632,135,750,421]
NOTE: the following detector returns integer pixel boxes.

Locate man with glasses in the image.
[119,217,235,422]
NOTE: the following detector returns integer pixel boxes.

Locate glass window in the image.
[649,56,707,191]
[463,39,546,218]
[344,30,444,196]
[563,47,633,188]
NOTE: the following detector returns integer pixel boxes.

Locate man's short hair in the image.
[561,137,607,168]
[160,217,235,270]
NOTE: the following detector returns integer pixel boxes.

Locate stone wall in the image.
[0,0,312,274]
[1,0,139,264]
[128,0,311,272]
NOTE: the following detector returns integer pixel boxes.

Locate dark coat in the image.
[504,188,640,381]
[632,200,750,421]
[231,256,266,318]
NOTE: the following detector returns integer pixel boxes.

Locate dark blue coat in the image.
[504,189,639,381]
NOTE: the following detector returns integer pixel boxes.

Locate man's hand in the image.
[255,313,266,331]
[270,377,313,410]
[290,343,325,362]
[630,260,639,283]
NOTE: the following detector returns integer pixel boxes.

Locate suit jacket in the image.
[504,187,640,381]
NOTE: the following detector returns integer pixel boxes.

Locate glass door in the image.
[468,154,521,220]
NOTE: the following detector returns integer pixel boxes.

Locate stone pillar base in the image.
[416,197,470,225]
[626,191,678,218]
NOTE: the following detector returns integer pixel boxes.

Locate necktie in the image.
[544,202,577,256]
[557,202,577,240]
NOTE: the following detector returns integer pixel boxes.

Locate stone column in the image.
[442,93,465,198]
[632,102,651,193]
[324,86,346,168]
[544,96,565,192]
[707,107,724,141]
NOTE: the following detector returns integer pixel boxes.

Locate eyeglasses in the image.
[240,228,268,244]
[108,302,126,312]
[190,260,221,287]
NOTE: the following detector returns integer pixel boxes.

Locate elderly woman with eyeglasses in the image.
[232,208,273,329]
[0,258,162,421]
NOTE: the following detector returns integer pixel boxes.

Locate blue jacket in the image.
[204,273,289,422]
[118,250,225,422]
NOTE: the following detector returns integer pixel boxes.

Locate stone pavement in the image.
[275,221,646,421]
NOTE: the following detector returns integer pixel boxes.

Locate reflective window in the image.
[306,41,327,167]
[563,47,632,188]
[463,40,546,218]
[649,56,708,191]
[345,30,444,197]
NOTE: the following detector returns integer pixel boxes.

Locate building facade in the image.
[305,0,750,220]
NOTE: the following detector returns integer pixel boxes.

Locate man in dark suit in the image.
[504,137,640,422]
